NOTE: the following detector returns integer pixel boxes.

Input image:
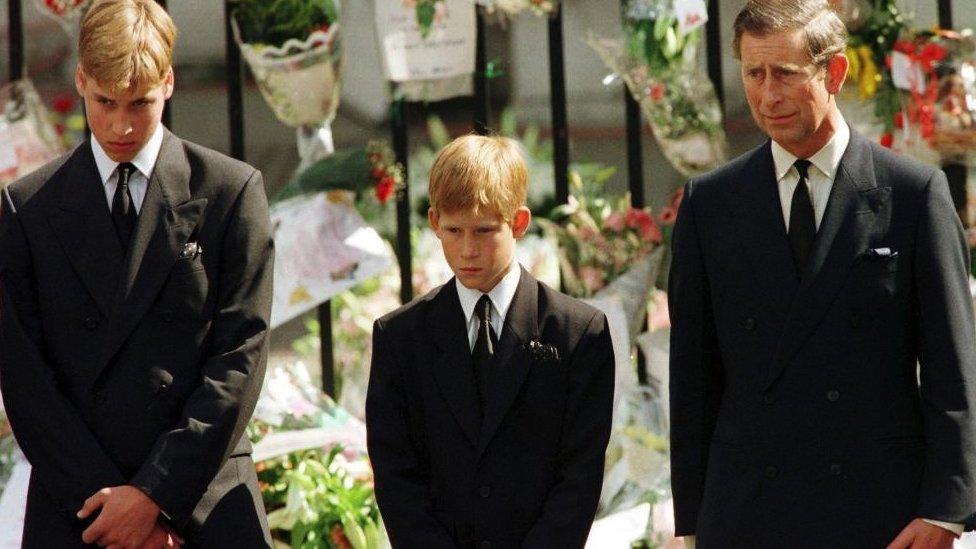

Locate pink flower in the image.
[579,266,605,294]
[604,212,625,232]
[625,208,663,244]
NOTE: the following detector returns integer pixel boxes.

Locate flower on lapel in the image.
[527,339,559,364]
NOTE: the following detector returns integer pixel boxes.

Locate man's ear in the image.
[75,66,87,97]
[512,207,532,238]
[163,67,175,100]
[428,207,440,233]
[825,52,849,95]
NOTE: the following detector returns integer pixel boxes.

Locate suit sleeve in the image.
[668,181,724,536]
[130,170,274,528]
[912,170,976,526]
[365,319,459,548]
[0,187,127,515]
[521,310,615,547]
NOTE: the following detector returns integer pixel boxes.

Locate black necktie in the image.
[472,294,497,417]
[111,162,138,248]
[788,159,816,277]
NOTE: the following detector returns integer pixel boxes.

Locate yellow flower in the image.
[857,45,879,100]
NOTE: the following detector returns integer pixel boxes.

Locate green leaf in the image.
[417,2,436,39]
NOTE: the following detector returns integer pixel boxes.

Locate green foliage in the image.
[235,0,339,47]
[261,447,385,549]
[273,148,373,204]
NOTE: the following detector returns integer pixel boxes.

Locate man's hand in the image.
[77,485,161,547]
[137,523,184,549]
[887,518,956,549]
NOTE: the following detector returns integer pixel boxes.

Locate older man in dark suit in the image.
[0,1,273,547]
[669,1,976,547]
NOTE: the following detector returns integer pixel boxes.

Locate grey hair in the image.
[732,0,848,66]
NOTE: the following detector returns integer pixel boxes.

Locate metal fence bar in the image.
[706,0,724,113]
[938,0,953,30]
[224,0,245,162]
[474,8,490,135]
[319,302,336,396]
[392,99,413,305]
[156,0,172,128]
[548,7,569,205]
[9,0,24,81]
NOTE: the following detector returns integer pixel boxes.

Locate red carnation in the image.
[880,132,893,148]
[376,175,395,204]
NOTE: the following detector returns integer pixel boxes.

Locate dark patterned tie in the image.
[472,294,498,418]
[788,159,816,278]
[111,162,138,248]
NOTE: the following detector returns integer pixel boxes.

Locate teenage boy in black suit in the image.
[366,135,615,548]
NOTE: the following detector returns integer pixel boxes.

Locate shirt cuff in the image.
[922,518,964,537]
[683,535,696,549]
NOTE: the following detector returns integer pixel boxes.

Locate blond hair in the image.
[428,135,528,222]
[733,0,847,67]
[79,0,177,93]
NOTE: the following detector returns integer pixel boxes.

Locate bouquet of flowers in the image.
[588,0,728,177]
[259,447,388,549]
[0,79,66,187]
[598,385,672,543]
[836,0,913,145]
[535,166,663,299]
[233,0,343,170]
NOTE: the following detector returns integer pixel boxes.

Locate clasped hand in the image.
[77,485,183,548]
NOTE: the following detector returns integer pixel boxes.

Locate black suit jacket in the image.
[668,129,976,547]
[365,268,615,548]
[0,130,274,547]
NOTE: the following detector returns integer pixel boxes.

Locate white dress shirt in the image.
[771,120,849,231]
[91,123,165,215]
[683,120,962,547]
[456,261,521,351]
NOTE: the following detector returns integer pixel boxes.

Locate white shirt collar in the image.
[91,123,165,183]
[456,261,521,329]
[771,118,850,182]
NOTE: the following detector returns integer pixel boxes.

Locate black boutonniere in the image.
[527,340,559,363]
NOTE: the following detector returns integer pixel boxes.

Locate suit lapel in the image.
[736,143,801,298]
[764,131,888,389]
[97,131,207,377]
[429,282,482,448]
[48,143,124,318]
[477,268,540,457]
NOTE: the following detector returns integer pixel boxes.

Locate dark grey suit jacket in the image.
[366,268,615,548]
[668,129,976,547]
[0,130,274,547]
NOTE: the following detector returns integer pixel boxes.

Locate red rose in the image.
[649,83,665,102]
[52,93,75,114]
[376,175,395,204]
[880,132,893,148]
[893,111,904,129]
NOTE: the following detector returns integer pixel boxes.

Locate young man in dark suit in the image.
[668,1,976,547]
[0,0,274,546]
[366,135,615,548]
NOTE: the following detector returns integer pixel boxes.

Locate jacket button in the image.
[743,317,756,331]
[829,463,842,476]
[762,393,775,405]
[83,317,98,330]
[764,465,778,478]
[478,485,491,498]
[827,390,840,402]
